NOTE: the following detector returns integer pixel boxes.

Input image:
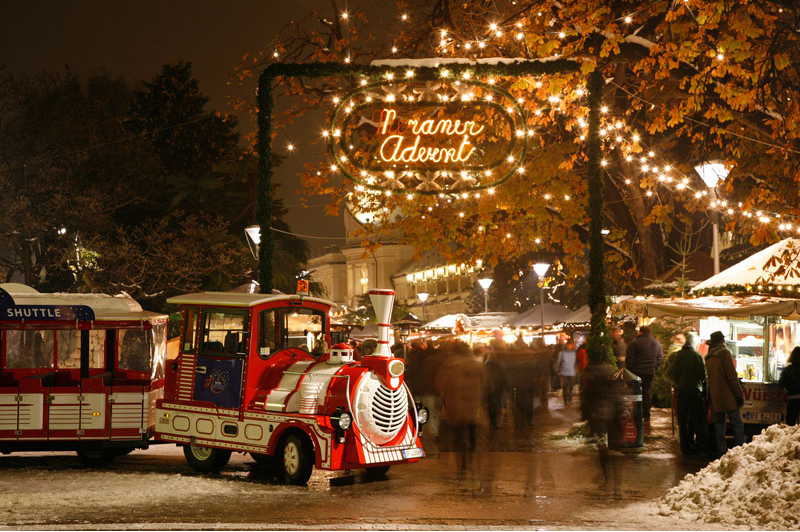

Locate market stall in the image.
[615,294,796,429]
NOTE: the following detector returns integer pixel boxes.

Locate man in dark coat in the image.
[778,346,800,426]
[666,332,708,454]
[625,325,663,422]
[705,331,745,456]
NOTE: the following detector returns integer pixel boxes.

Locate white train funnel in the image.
[368,289,395,357]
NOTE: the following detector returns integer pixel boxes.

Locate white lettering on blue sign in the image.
[5,307,63,318]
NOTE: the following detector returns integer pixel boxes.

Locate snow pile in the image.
[659,424,800,530]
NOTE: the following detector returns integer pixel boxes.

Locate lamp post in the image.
[417,292,429,322]
[478,278,493,313]
[694,161,730,275]
[245,225,260,259]
[532,262,550,339]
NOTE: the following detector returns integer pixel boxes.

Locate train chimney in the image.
[368,289,395,358]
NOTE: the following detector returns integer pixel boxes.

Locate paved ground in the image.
[0,395,716,530]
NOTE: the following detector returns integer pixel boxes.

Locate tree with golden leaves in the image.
[234,0,800,296]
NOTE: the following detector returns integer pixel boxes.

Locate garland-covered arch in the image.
[255,60,612,362]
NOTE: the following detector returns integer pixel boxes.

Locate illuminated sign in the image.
[327,80,527,194]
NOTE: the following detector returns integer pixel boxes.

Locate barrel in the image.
[607,368,644,452]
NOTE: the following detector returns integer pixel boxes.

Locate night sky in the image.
[1,0,382,253]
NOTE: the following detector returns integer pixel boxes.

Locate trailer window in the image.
[5,330,54,369]
[119,329,151,373]
[56,330,104,369]
[200,310,248,357]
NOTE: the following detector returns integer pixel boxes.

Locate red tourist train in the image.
[0,284,427,483]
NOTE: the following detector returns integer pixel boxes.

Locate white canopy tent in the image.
[614,295,800,319]
[559,305,591,325]
[421,312,518,330]
[693,238,800,292]
[508,303,574,328]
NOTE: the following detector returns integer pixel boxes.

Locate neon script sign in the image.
[327,79,527,193]
[377,108,484,164]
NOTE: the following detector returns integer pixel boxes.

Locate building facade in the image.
[307,212,484,320]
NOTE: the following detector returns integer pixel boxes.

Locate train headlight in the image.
[417,406,429,425]
[337,411,352,430]
[388,359,405,377]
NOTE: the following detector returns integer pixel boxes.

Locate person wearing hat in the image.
[705,330,745,456]
[666,332,708,454]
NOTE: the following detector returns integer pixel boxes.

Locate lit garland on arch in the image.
[255,59,582,293]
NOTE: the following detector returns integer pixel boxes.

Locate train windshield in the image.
[200,309,249,357]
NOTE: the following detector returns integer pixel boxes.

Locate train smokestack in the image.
[368,289,395,357]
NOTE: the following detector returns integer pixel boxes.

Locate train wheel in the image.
[280,434,313,485]
[365,465,390,477]
[183,442,231,473]
[76,449,114,465]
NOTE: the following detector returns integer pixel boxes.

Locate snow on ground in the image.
[658,423,800,530]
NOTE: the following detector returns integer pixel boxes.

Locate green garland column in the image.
[586,68,611,365]
[256,70,275,294]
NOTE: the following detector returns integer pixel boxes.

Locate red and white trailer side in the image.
[0,284,167,462]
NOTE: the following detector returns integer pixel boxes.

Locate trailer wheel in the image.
[365,465,390,477]
[280,433,313,484]
[76,449,114,465]
[183,442,231,473]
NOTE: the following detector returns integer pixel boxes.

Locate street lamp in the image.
[478,278,493,313]
[417,292,429,322]
[244,225,260,259]
[532,262,550,339]
[694,161,730,275]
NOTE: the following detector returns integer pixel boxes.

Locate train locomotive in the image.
[0,284,427,484]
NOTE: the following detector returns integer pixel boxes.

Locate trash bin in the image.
[608,368,643,452]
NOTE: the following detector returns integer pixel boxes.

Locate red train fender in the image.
[267,418,332,468]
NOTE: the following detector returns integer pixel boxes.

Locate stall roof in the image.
[613,295,800,319]
[422,313,471,330]
[421,312,518,330]
[466,312,519,329]
[559,305,591,325]
[693,238,800,292]
[508,303,574,327]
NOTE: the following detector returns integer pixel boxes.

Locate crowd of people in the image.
[393,321,800,468]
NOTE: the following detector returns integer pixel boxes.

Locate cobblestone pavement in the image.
[0,395,713,530]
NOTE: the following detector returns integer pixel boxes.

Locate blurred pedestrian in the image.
[705,331,745,456]
[666,332,708,454]
[576,342,588,376]
[626,325,663,422]
[666,333,686,356]
[611,326,626,368]
[778,346,800,426]
[513,332,527,348]
[361,339,378,357]
[556,340,578,406]
[435,342,485,477]
[581,359,617,488]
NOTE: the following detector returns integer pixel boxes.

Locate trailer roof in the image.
[0,284,166,321]
[167,291,336,309]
